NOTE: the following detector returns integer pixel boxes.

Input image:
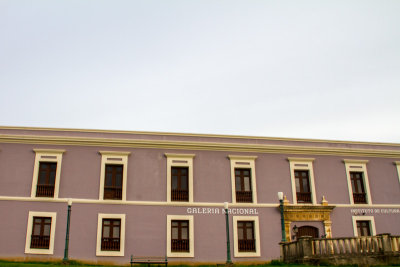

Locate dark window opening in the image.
[104,164,123,200]
[295,170,312,203]
[235,168,253,203]
[357,220,371,236]
[101,219,121,251]
[238,221,256,252]
[30,217,51,249]
[36,162,57,197]
[350,172,367,204]
[171,220,189,252]
[171,167,189,201]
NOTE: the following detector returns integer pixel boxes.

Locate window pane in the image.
[302,179,309,192]
[181,227,188,239]
[172,176,178,189]
[43,224,51,236]
[238,227,244,239]
[115,174,122,187]
[244,177,251,191]
[181,177,188,190]
[246,228,253,239]
[172,227,178,239]
[295,178,300,192]
[33,224,41,235]
[235,177,242,191]
[181,168,187,175]
[103,226,110,238]
[105,174,112,186]
[49,171,56,184]
[113,226,120,238]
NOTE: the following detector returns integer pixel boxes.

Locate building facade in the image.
[0,126,399,264]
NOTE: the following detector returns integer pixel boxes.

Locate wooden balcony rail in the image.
[36,185,55,197]
[281,234,400,265]
[104,187,122,200]
[353,193,367,204]
[30,235,50,249]
[296,192,312,203]
[171,239,189,252]
[171,189,189,201]
[239,239,256,252]
[101,238,120,251]
[236,191,252,203]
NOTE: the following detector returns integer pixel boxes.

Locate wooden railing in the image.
[239,239,256,252]
[30,235,50,249]
[171,239,189,252]
[281,234,400,264]
[353,193,367,204]
[296,192,312,203]
[36,184,55,197]
[101,237,120,251]
[171,189,189,201]
[236,191,252,202]
[104,187,122,200]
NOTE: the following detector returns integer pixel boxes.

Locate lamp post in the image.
[278,192,286,242]
[63,199,72,262]
[224,202,232,264]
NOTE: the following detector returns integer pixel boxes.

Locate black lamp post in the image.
[63,199,72,261]
[278,192,286,242]
[224,202,232,264]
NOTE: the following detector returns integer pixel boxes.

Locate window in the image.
[233,216,260,257]
[235,169,253,203]
[99,151,130,201]
[288,158,316,204]
[237,221,255,252]
[344,159,372,205]
[96,213,125,256]
[350,172,367,204]
[25,211,56,255]
[31,149,65,199]
[167,215,194,257]
[171,167,189,201]
[171,220,189,252]
[352,216,376,237]
[104,165,123,200]
[229,155,257,204]
[165,154,195,203]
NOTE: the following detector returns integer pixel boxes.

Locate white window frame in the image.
[165,153,195,203]
[395,161,400,184]
[344,159,372,205]
[229,155,258,204]
[25,211,57,255]
[31,149,65,199]
[352,216,376,237]
[233,216,261,257]
[288,157,317,205]
[166,215,194,257]
[96,213,126,256]
[99,151,130,201]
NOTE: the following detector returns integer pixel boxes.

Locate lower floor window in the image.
[237,221,255,252]
[357,220,371,236]
[30,217,52,249]
[167,215,194,257]
[101,219,121,251]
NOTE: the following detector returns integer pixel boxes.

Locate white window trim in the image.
[233,216,261,257]
[229,155,258,204]
[344,159,372,205]
[395,161,400,185]
[166,215,194,258]
[288,157,316,205]
[165,153,195,203]
[96,213,126,256]
[99,151,130,201]
[25,211,57,255]
[31,149,65,199]
[352,216,376,237]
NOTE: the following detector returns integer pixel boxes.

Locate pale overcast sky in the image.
[1,0,399,142]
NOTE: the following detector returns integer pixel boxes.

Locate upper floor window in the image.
[344,159,372,205]
[31,149,65,199]
[99,151,130,201]
[167,215,194,257]
[233,216,260,257]
[96,213,126,256]
[229,155,257,204]
[165,154,195,203]
[288,158,316,204]
[25,211,57,255]
[352,216,376,237]
[171,167,189,202]
[235,168,253,203]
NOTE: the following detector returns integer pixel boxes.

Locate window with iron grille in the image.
[295,170,312,203]
[356,220,371,236]
[30,217,52,249]
[104,165,123,200]
[237,221,255,252]
[36,163,57,197]
[171,167,189,202]
[350,172,367,204]
[101,219,121,251]
[235,168,252,203]
[171,220,189,252]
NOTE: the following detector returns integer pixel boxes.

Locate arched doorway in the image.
[296,225,319,238]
